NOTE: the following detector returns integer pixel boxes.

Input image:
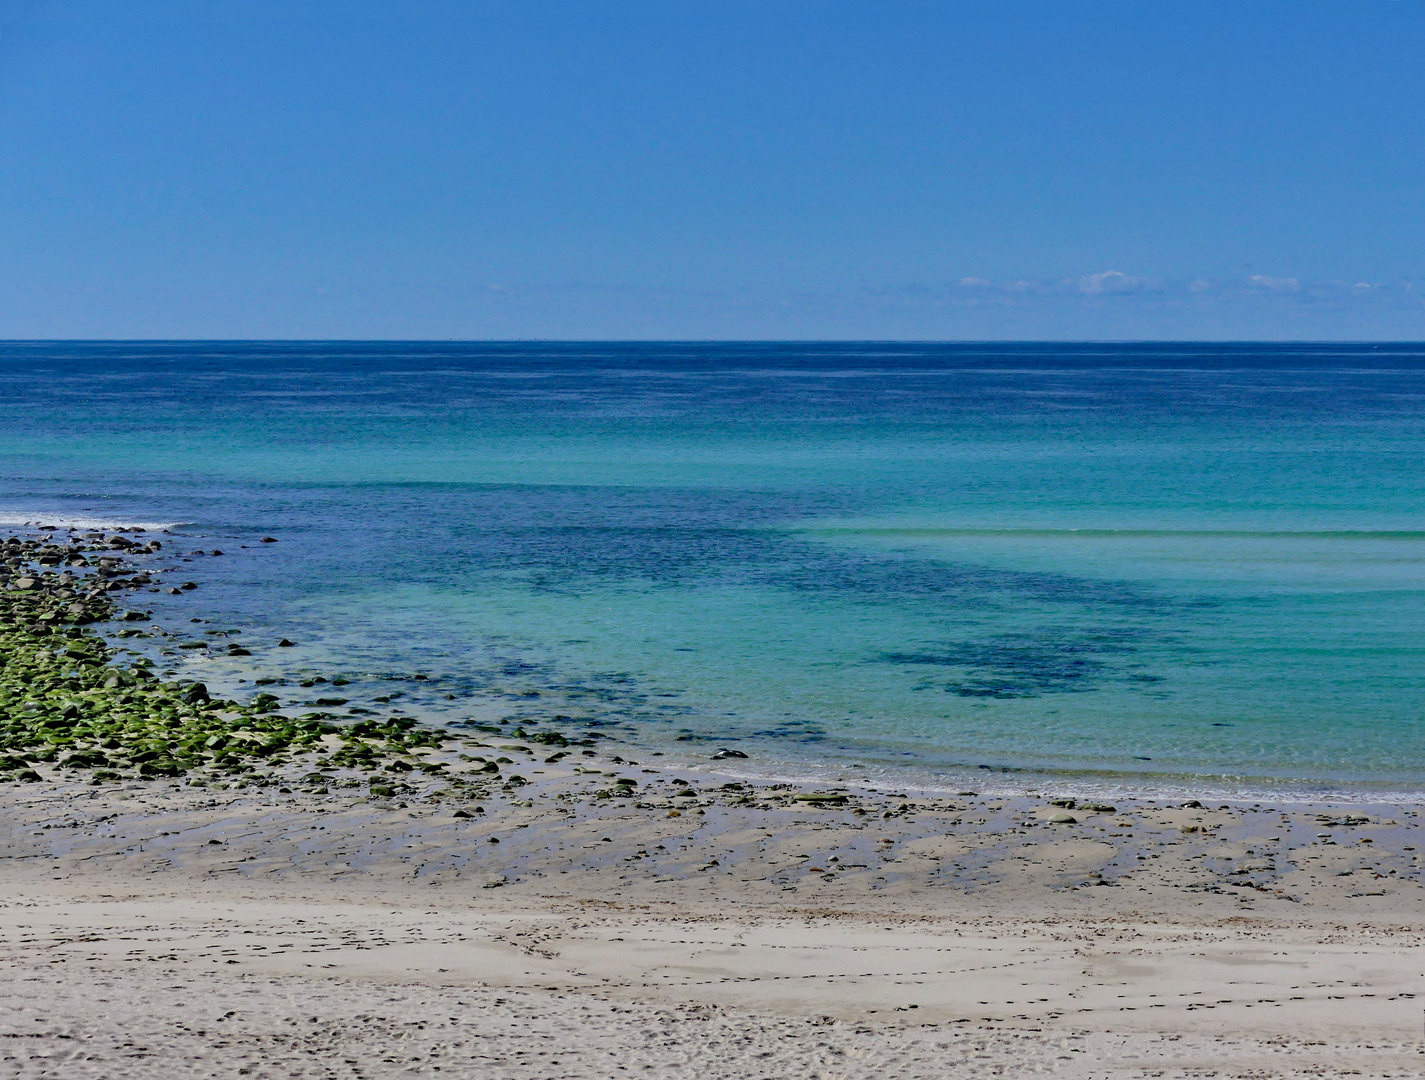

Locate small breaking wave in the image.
[0,512,190,533]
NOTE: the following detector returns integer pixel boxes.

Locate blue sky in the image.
[1,1,1422,339]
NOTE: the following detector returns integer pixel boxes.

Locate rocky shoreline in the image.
[0,530,458,793]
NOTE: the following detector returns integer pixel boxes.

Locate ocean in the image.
[3,341,1423,797]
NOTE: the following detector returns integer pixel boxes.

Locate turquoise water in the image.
[2,341,1424,794]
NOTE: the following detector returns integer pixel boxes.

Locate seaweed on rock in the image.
[0,533,450,787]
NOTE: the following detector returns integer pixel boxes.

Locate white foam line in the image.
[0,513,189,532]
[651,754,1425,806]
[630,751,1425,806]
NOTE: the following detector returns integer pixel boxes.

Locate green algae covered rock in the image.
[0,534,454,790]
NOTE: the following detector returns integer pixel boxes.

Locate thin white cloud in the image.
[1247,275,1301,293]
[1073,270,1159,295]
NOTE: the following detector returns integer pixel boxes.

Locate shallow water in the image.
[3,341,1424,794]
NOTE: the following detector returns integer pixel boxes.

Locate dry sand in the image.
[3,746,1424,1078]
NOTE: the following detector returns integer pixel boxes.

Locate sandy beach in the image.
[3,760,1424,1078]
